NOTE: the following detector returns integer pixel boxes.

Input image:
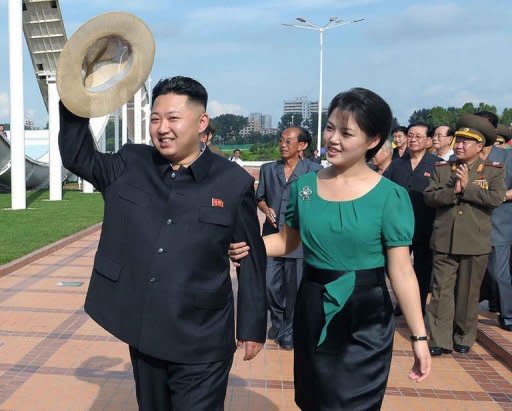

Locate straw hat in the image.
[56,12,155,118]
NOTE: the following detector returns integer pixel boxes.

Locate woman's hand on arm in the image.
[228,224,301,265]
[386,246,431,382]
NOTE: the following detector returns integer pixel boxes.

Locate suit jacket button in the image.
[149,277,157,283]
[157,248,164,254]
[458,211,463,215]
[166,218,173,225]
[171,172,176,179]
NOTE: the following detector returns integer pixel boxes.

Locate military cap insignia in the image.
[299,186,312,200]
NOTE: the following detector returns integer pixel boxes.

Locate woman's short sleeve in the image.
[382,184,414,247]
[285,180,300,229]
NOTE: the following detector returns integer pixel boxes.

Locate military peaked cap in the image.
[496,124,512,143]
[455,114,496,146]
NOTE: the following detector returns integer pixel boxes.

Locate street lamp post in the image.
[283,17,364,154]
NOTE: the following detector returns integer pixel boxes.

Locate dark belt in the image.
[304,264,385,287]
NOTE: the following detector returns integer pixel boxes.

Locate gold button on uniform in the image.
[458,211,463,215]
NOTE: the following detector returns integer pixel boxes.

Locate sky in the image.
[0,0,511,129]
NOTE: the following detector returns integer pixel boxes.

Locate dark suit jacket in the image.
[256,159,322,258]
[384,152,440,245]
[58,103,267,364]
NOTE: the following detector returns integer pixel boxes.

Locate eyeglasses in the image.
[407,133,427,140]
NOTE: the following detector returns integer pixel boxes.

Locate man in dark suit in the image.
[59,76,267,410]
[256,127,322,349]
[385,122,440,315]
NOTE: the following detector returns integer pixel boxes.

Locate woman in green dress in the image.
[231,88,431,410]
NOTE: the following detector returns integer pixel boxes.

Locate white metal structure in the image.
[23,0,67,200]
[9,0,26,209]
[47,77,61,200]
[2,0,152,198]
[283,17,364,154]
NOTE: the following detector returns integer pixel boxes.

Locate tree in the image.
[391,117,400,130]
[429,106,453,128]
[210,114,248,141]
[460,102,475,114]
[278,113,303,131]
[477,103,497,113]
[309,112,328,136]
[408,108,431,125]
[501,108,512,126]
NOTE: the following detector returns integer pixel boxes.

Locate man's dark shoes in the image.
[277,336,293,350]
[267,326,279,340]
[498,317,512,332]
[429,346,452,356]
[453,344,470,354]
[488,304,499,313]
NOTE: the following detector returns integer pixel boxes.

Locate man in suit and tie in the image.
[59,76,267,410]
[256,127,322,349]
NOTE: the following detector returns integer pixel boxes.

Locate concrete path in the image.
[0,228,511,410]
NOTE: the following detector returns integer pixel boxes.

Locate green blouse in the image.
[285,171,414,345]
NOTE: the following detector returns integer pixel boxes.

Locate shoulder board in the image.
[484,161,504,168]
[435,161,449,166]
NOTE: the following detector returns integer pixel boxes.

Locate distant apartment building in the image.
[240,112,274,136]
[283,97,327,123]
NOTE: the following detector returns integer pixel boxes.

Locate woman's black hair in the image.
[327,87,392,161]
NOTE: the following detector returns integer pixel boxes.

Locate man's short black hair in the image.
[296,127,312,149]
[407,121,434,137]
[392,126,407,135]
[152,76,208,109]
[474,111,499,128]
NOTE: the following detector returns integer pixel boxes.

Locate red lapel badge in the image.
[211,198,224,208]
[423,171,431,177]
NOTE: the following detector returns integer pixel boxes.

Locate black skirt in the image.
[293,266,394,411]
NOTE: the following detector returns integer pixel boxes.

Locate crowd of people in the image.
[57,70,512,410]
[372,111,512,350]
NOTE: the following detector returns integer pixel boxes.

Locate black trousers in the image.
[411,243,432,315]
[129,346,233,411]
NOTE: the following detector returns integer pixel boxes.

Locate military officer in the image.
[424,114,506,356]
[495,124,512,147]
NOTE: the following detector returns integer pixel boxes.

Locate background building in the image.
[283,97,326,123]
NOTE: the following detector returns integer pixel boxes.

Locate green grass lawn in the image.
[0,188,104,265]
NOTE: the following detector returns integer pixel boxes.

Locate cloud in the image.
[185,0,378,28]
[0,92,9,119]
[273,0,379,10]
[208,100,248,117]
[366,2,511,44]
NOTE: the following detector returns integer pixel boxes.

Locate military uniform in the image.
[424,114,506,352]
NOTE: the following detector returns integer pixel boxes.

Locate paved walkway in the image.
[1,229,512,410]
